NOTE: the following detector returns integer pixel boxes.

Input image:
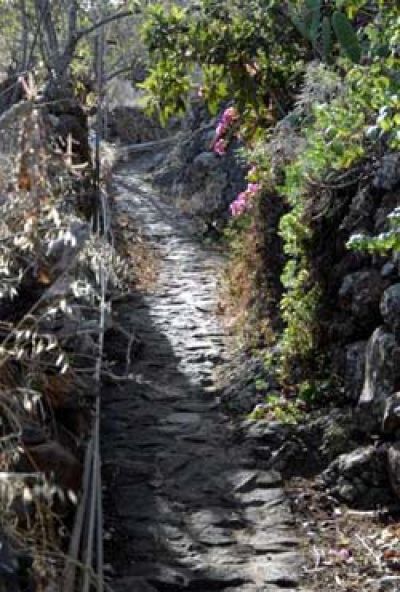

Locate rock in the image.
[381,261,396,279]
[338,270,386,325]
[153,117,247,229]
[243,420,290,445]
[221,356,272,414]
[373,153,400,191]
[381,283,400,339]
[26,441,82,492]
[382,392,400,434]
[344,341,367,401]
[192,151,219,170]
[359,327,400,421]
[21,423,47,446]
[0,532,20,591]
[320,418,358,461]
[375,191,400,233]
[387,443,400,500]
[372,576,400,592]
[340,186,376,233]
[107,106,167,144]
[322,446,392,508]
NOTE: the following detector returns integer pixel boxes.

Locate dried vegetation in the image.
[0,87,128,590]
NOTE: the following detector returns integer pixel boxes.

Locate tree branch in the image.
[76,10,133,41]
[106,64,136,83]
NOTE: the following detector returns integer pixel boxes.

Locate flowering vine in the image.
[229,181,261,216]
[212,107,240,155]
[211,107,263,216]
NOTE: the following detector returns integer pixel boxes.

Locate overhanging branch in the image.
[76,10,134,41]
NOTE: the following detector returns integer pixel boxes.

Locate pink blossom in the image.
[229,182,262,217]
[247,183,261,195]
[230,193,248,216]
[211,106,240,155]
[221,107,239,125]
[213,138,227,155]
[216,122,228,139]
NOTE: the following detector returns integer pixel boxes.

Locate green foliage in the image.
[289,1,363,63]
[332,10,361,62]
[140,0,399,396]
[348,206,400,253]
[140,58,191,125]
[140,0,305,124]
[321,15,333,61]
[248,392,304,423]
[298,378,332,405]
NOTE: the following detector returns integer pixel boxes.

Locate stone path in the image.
[101,163,302,592]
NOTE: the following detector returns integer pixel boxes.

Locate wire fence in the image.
[64,13,108,592]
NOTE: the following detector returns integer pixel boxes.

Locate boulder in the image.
[381,261,397,279]
[382,392,400,435]
[359,327,400,422]
[107,106,166,144]
[338,270,386,326]
[373,153,400,191]
[381,283,400,340]
[192,151,220,171]
[387,442,400,500]
[153,117,247,229]
[375,190,400,233]
[344,341,367,401]
[322,445,391,508]
[340,186,376,234]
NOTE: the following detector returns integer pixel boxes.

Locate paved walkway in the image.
[101,163,302,592]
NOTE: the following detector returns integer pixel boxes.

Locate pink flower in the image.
[229,182,262,217]
[247,183,261,195]
[230,197,247,216]
[211,106,240,155]
[215,122,228,139]
[221,107,239,125]
[213,138,227,155]
[230,191,249,216]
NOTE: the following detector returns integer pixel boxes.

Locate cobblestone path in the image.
[102,163,302,592]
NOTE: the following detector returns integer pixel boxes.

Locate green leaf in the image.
[307,0,321,46]
[289,6,312,41]
[321,16,333,62]
[332,11,362,63]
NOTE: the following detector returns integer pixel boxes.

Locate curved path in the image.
[101,162,302,592]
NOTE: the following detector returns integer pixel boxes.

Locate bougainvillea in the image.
[229,182,261,217]
[212,107,240,155]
